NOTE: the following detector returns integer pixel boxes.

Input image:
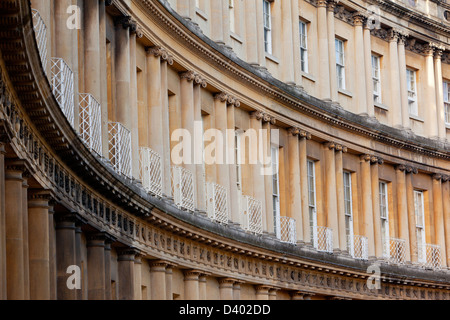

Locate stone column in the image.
[184,270,201,300]
[5,163,25,300]
[180,71,198,205]
[388,30,402,128]
[255,0,266,68]
[219,278,235,300]
[215,93,231,221]
[104,238,113,300]
[199,273,208,301]
[150,260,168,300]
[353,13,368,115]
[161,58,173,198]
[405,167,418,262]
[288,128,303,242]
[227,98,241,225]
[371,157,384,258]
[434,48,446,140]
[398,34,410,129]
[129,27,142,179]
[74,216,86,300]
[114,17,132,161]
[299,133,311,244]
[395,165,410,261]
[54,0,74,68]
[245,0,259,66]
[335,145,348,251]
[0,143,5,300]
[255,285,270,300]
[424,44,438,139]
[233,281,242,301]
[87,233,106,300]
[166,264,175,300]
[117,249,136,300]
[55,213,77,300]
[194,80,206,212]
[83,0,101,102]
[291,292,305,300]
[432,174,447,267]
[211,0,224,44]
[442,177,450,267]
[317,0,330,100]
[28,191,52,300]
[324,143,339,250]
[363,20,375,117]
[99,0,109,158]
[22,174,30,300]
[327,0,338,102]
[360,155,375,258]
[48,205,56,300]
[134,254,142,300]
[281,0,295,85]
[249,112,268,232]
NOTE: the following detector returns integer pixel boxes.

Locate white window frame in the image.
[343,171,354,253]
[299,21,308,73]
[379,181,390,257]
[307,160,318,244]
[414,190,426,263]
[444,81,450,125]
[372,55,382,103]
[263,0,272,55]
[407,68,418,116]
[271,146,281,237]
[335,38,346,90]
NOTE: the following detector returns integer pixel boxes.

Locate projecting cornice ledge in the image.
[147,0,450,161]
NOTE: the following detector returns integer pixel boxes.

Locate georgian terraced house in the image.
[0,0,449,300]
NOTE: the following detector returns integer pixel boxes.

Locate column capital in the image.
[317,0,329,8]
[352,12,366,26]
[388,28,401,42]
[370,156,384,165]
[432,173,443,181]
[214,92,240,107]
[149,260,171,270]
[146,46,174,65]
[114,16,133,29]
[433,46,445,59]
[360,154,372,162]
[395,164,418,174]
[218,278,236,286]
[334,144,348,153]
[117,247,140,261]
[28,190,53,208]
[250,111,276,125]
[442,175,450,182]
[422,43,436,56]
[129,22,143,38]
[179,71,207,88]
[183,269,203,280]
[326,0,339,11]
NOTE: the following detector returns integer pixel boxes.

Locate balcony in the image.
[139,147,163,197]
[350,235,369,261]
[241,195,263,235]
[313,226,333,254]
[206,182,228,225]
[31,9,48,75]
[276,216,297,245]
[79,93,102,155]
[51,57,75,128]
[418,243,442,270]
[384,238,407,264]
[171,166,195,212]
[108,122,132,178]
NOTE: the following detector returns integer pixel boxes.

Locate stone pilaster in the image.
[432,174,447,267]
[360,155,375,258]
[370,157,385,258]
[184,269,202,300]
[335,144,348,251]
[218,278,235,300]
[87,232,107,300]
[324,142,339,250]
[149,260,169,300]
[405,166,419,262]
[353,13,368,115]
[423,44,438,139]
[117,248,137,300]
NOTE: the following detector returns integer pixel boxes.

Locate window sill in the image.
[409,114,424,123]
[374,101,389,111]
[230,32,243,44]
[301,71,315,82]
[338,89,353,98]
[265,53,279,64]
[195,8,208,21]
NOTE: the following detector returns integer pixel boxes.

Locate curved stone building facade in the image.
[0,0,449,300]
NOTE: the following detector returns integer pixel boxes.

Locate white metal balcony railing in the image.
[51,57,75,128]
[139,147,163,198]
[206,182,229,225]
[418,243,442,270]
[108,122,132,178]
[277,216,297,245]
[351,235,369,261]
[31,9,48,74]
[241,195,263,235]
[79,93,102,155]
[171,166,195,212]
[313,226,333,254]
[383,238,407,264]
